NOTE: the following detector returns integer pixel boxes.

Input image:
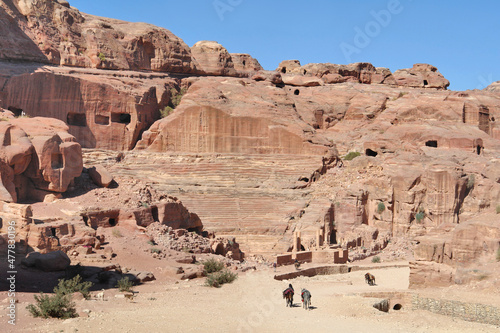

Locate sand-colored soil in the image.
[3,262,499,333]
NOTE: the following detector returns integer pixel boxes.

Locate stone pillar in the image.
[316,229,323,250]
[293,231,301,252]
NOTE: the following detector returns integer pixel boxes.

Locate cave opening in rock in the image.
[294,89,300,95]
[95,115,110,125]
[330,229,337,244]
[108,218,117,226]
[51,228,57,237]
[111,113,131,124]
[423,80,429,86]
[67,112,87,127]
[393,303,402,310]
[281,67,287,73]
[365,149,378,157]
[425,140,438,148]
[477,145,482,155]
[7,106,23,117]
[242,60,246,66]
[82,215,89,227]
[51,153,63,169]
[151,206,159,222]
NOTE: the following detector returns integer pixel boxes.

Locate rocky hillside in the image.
[1,0,499,289]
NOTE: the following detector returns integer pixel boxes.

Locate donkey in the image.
[283,286,294,307]
[365,272,376,286]
[301,289,311,310]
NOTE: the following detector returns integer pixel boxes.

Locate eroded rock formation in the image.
[0,111,82,202]
[0,0,499,291]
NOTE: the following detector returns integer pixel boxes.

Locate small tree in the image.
[54,275,93,300]
[27,293,77,319]
[26,276,91,319]
[371,256,381,263]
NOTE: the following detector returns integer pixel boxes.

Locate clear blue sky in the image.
[69,0,499,91]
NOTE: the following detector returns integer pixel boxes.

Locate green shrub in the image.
[159,106,174,118]
[343,151,361,161]
[496,248,500,262]
[116,277,133,292]
[371,256,381,263]
[205,269,237,288]
[54,275,93,300]
[112,228,123,238]
[170,87,187,107]
[203,258,225,274]
[377,202,386,214]
[467,174,475,190]
[415,211,425,223]
[496,205,500,214]
[150,247,161,254]
[98,52,106,62]
[26,293,78,319]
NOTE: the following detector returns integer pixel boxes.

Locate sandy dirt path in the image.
[8,264,498,333]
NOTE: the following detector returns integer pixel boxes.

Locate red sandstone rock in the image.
[276,60,302,74]
[21,250,71,271]
[393,63,450,89]
[0,116,82,202]
[88,165,114,188]
[1,0,197,73]
[191,41,236,76]
[231,53,263,72]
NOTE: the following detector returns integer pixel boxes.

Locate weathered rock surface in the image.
[191,41,236,76]
[0,115,82,202]
[21,250,71,271]
[0,63,178,150]
[137,76,329,155]
[88,165,113,187]
[0,0,197,72]
[393,63,450,89]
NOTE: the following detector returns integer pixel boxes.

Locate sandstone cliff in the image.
[0,0,499,290]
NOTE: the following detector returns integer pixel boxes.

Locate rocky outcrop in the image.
[191,41,236,76]
[230,53,263,72]
[0,114,82,202]
[276,60,449,89]
[21,250,71,271]
[0,63,178,150]
[88,165,113,187]
[0,0,197,72]
[137,76,329,155]
[409,213,500,287]
[393,63,450,90]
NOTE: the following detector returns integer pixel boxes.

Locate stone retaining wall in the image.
[412,295,500,326]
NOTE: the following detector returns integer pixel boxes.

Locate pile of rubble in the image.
[146,223,242,261]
